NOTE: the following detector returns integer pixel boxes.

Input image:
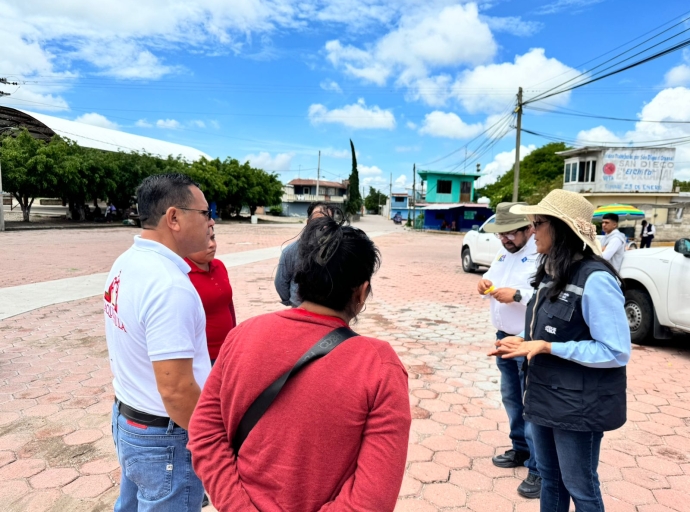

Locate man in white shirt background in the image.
[600,213,626,271]
[476,202,541,499]
[105,173,214,511]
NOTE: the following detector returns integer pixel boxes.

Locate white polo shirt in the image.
[483,235,539,336]
[104,236,211,417]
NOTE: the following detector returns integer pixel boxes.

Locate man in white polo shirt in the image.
[105,173,214,511]
[476,202,541,499]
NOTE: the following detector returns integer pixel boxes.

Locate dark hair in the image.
[602,213,619,223]
[295,212,380,315]
[532,216,621,301]
[641,220,648,226]
[137,173,198,227]
[307,201,332,218]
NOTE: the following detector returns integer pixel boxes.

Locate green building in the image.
[417,167,482,203]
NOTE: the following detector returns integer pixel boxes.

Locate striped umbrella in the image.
[592,204,646,221]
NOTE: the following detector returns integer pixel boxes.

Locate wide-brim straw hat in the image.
[483,202,531,233]
[510,189,602,256]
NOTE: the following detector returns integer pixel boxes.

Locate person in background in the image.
[640,219,655,248]
[600,213,626,271]
[274,202,332,307]
[477,202,541,499]
[492,189,630,512]
[185,228,236,365]
[105,173,214,511]
[188,214,411,512]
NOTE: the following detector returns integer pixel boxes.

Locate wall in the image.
[652,205,690,241]
[424,174,475,203]
[280,202,310,217]
[583,193,677,225]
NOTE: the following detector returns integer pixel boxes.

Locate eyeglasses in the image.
[532,220,549,230]
[177,207,212,220]
[494,227,527,241]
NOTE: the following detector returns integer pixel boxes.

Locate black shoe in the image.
[517,474,542,499]
[492,449,530,468]
[202,493,210,508]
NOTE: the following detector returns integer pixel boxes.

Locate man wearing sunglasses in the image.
[476,202,541,499]
[104,173,215,511]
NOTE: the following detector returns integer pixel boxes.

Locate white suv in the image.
[619,238,690,343]
[461,215,503,272]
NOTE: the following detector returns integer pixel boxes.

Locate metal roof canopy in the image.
[418,203,488,210]
[0,107,210,162]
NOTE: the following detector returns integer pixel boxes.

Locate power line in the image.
[525,105,690,124]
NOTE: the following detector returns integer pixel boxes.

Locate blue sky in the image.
[2,0,690,193]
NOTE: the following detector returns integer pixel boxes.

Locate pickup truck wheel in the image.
[624,289,654,344]
[461,248,476,273]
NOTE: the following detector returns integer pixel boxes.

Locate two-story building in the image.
[280,179,347,217]
[557,146,678,224]
[415,166,492,231]
[389,193,412,220]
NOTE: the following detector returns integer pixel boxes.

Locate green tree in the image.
[673,179,690,192]
[364,187,387,214]
[0,129,64,222]
[345,139,363,216]
[475,142,569,208]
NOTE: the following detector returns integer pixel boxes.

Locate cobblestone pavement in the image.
[1,224,690,511]
[0,221,303,288]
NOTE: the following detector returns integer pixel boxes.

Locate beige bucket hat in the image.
[483,202,531,233]
[510,189,602,256]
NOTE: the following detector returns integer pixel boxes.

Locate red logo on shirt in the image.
[104,272,127,332]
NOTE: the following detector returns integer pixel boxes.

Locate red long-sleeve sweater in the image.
[188,308,411,512]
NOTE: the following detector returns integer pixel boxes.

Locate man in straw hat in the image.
[477,202,541,499]
[490,189,630,512]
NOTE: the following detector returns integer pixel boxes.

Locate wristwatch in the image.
[513,290,522,303]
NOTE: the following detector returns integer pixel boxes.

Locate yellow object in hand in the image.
[484,285,495,295]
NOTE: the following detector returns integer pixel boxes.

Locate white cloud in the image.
[482,16,543,37]
[74,112,120,130]
[325,4,496,88]
[476,145,537,187]
[210,120,221,129]
[394,174,408,188]
[243,151,294,171]
[419,111,484,139]
[360,165,383,176]
[156,118,181,129]
[406,121,417,129]
[575,87,690,181]
[135,119,153,128]
[664,50,690,87]
[308,98,396,130]
[452,48,581,114]
[322,147,350,158]
[320,79,343,93]
[191,120,206,128]
[536,0,604,15]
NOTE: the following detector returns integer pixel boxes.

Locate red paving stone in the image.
[2,220,690,509]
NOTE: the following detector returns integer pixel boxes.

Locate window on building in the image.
[394,196,405,203]
[564,163,571,183]
[578,161,586,182]
[437,180,452,194]
[572,161,596,183]
[571,164,578,182]
[589,161,596,182]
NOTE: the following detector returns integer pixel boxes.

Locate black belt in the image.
[116,399,179,428]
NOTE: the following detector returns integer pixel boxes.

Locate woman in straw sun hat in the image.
[489,189,631,512]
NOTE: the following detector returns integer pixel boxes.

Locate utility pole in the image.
[316,151,321,197]
[412,164,416,229]
[389,172,392,220]
[512,87,523,202]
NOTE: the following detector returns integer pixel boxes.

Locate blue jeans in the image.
[112,401,204,512]
[532,423,604,512]
[496,330,538,476]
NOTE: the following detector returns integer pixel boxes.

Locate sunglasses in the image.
[532,220,549,229]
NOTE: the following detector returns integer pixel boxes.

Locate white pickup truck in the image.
[461,215,503,272]
[620,238,690,343]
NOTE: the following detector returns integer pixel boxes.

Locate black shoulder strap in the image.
[232,326,358,453]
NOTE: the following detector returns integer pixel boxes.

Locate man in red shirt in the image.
[186,230,236,363]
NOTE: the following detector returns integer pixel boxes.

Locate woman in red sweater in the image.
[185,230,236,364]
[188,214,411,512]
